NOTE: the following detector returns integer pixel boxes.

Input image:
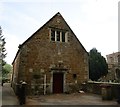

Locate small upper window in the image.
[51,30,55,41]
[62,32,65,42]
[57,31,60,41]
[73,74,77,79]
[50,28,68,43]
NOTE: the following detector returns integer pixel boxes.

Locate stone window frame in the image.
[49,28,68,43]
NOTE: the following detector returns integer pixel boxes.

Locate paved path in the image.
[1,83,19,106]
[26,93,119,106]
[1,83,119,106]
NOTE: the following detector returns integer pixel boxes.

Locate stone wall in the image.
[85,81,120,99]
[12,13,89,95]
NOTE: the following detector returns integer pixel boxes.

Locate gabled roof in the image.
[12,12,88,64]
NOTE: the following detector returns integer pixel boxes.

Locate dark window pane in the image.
[51,30,55,41]
[57,31,60,41]
[62,32,65,42]
[73,74,77,79]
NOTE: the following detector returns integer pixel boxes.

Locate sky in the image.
[0,0,119,64]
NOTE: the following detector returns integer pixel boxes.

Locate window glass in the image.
[51,30,55,41]
[50,29,67,43]
[57,31,60,41]
[62,32,65,42]
[73,74,77,79]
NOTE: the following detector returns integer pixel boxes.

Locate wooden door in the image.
[53,73,63,93]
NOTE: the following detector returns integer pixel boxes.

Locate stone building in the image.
[105,52,120,82]
[11,12,89,95]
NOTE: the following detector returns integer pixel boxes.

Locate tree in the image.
[2,64,12,78]
[89,48,108,81]
[0,26,7,78]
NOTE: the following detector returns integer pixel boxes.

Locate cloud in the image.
[1,0,85,3]
[1,0,119,64]
[2,8,42,63]
[0,2,5,23]
[4,33,20,64]
[1,3,41,42]
[70,0,118,56]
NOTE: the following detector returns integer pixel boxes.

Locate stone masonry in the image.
[12,12,89,95]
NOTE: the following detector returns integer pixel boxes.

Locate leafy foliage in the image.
[89,48,108,81]
[0,26,7,78]
[0,29,6,59]
[2,64,12,77]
